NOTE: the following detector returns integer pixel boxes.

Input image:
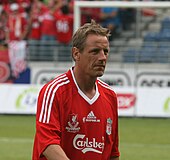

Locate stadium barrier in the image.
[0,83,170,117]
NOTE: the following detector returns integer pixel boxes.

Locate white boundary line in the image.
[0,137,33,143]
[121,142,170,148]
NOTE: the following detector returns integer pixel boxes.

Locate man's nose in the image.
[99,50,107,60]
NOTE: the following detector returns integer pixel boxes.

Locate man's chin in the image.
[96,71,104,77]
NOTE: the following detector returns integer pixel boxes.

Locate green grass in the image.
[119,118,170,160]
[0,115,170,160]
[0,115,36,160]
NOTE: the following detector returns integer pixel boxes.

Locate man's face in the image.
[78,34,110,78]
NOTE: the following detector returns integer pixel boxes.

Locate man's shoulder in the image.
[41,71,71,92]
[97,79,116,96]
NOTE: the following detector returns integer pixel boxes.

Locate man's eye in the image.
[91,49,109,55]
[104,49,109,55]
[91,49,99,54]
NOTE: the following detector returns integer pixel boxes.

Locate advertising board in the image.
[0,84,170,117]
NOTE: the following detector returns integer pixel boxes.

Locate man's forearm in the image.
[43,144,70,160]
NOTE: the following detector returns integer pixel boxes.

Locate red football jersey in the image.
[32,67,120,160]
[40,9,59,36]
[55,13,73,44]
[7,14,27,41]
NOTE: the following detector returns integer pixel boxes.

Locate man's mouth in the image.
[95,65,105,70]
[96,64,105,67]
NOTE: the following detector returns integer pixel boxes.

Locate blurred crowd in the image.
[0,0,138,64]
[0,0,137,45]
[0,0,167,83]
[0,0,74,45]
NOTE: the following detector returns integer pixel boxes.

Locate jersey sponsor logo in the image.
[83,111,100,123]
[66,114,80,133]
[106,118,112,135]
[73,134,104,154]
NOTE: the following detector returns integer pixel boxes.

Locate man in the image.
[32,19,120,160]
[6,3,28,41]
[54,4,73,61]
[55,4,73,44]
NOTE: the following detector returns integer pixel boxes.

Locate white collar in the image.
[70,67,100,105]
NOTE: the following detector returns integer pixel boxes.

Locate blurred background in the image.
[0,0,170,160]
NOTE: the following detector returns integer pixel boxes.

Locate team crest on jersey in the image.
[66,114,80,133]
[106,118,112,135]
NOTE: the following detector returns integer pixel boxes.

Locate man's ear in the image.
[72,47,80,61]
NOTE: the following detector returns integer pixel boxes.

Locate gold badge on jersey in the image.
[106,118,112,135]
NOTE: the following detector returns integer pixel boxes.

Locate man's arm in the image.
[43,144,70,160]
[110,156,119,160]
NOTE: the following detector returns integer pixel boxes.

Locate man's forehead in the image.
[85,34,109,46]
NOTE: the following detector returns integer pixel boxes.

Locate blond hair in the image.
[72,19,110,52]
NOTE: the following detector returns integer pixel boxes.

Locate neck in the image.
[73,67,96,99]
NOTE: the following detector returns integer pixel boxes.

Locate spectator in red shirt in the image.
[55,3,73,61]
[39,0,62,41]
[55,4,73,44]
[37,0,62,61]
[25,0,47,61]
[26,0,47,40]
[6,3,28,41]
